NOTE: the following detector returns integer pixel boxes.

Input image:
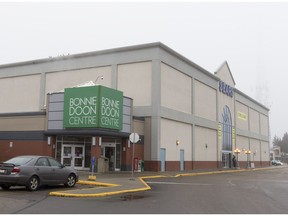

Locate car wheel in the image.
[0,184,11,190]
[64,174,76,188]
[27,176,39,191]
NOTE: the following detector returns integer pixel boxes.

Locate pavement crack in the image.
[12,195,49,214]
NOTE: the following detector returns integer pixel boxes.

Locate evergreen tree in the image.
[273,135,281,147]
[281,132,288,153]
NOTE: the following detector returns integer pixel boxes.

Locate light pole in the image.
[244,149,251,168]
[234,148,241,169]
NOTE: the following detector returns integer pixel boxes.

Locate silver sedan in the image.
[0,155,78,191]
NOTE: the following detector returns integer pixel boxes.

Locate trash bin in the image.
[97,156,109,173]
[141,160,144,172]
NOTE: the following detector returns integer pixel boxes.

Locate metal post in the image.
[131,133,135,179]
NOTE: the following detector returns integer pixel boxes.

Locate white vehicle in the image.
[271,160,283,166]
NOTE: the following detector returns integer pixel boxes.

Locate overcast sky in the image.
[0,1,287,141]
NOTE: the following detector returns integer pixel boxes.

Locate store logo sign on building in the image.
[64,86,123,130]
[219,81,233,97]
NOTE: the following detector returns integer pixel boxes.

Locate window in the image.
[48,158,62,168]
[35,158,49,167]
[222,105,232,151]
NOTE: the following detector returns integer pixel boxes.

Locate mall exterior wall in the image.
[0,42,270,171]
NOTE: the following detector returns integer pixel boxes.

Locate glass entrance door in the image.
[222,152,232,168]
[105,147,115,171]
[62,145,85,169]
[62,145,72,167]
[74,146,84,168]
[101,143,121,171]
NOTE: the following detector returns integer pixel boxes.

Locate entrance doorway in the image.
[101,142,121,171]
[222,152,232,168]
[61,145,85,169]
[104,147,115,171]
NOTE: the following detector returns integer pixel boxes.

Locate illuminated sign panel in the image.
[237,111,247,121]
[64,86,123,130]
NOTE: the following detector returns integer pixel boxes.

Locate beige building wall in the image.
[261,141,270,161]
[215,63,235,87]
[249,108,260,134]
[235,101,249,130]
[250,138,260,162]
[160,118,192,161]
[0,116,46,131]
[260,114,269,136]
[194,80,217,121]
[194,126,217,161]
[45,66,112,94]
[161,63,192,114]
[0,75,41,113]
[117,62,152,106]
[236,135,249,161]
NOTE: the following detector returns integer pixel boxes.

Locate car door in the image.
[34,157,54,183]
[47,157,68,183]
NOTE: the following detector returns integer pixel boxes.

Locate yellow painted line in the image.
[49,166,283,198]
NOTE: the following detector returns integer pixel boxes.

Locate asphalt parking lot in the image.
[1,166,288,214]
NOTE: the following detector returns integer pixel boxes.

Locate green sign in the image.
[64,86,123,130]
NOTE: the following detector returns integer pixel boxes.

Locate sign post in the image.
[129,132,140,179]
[88,156,96,181]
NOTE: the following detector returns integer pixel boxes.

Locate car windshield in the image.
[5,157,34,166]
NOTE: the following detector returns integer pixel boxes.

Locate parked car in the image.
[0,155,78,191]
[271,160,283,166]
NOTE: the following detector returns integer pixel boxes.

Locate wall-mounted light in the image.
[47,136,51,145]
[9,142,13,148]
[92,137,96,146]
[176,140,180,146]
[99,137,102,146]
[205,144,208,149]
[94,75,104,84]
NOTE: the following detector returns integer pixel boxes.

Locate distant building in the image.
[0,42,270,171]
[272,145,281,160]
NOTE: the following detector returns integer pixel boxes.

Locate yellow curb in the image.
[49,166,283,198]
[49,178,150,198]
[77,180,120,187]
[87,175,96,181]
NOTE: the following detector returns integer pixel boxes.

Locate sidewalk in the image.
[49,166,285,198]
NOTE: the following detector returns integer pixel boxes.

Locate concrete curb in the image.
[49,166,284,198]
[49,179,149,198]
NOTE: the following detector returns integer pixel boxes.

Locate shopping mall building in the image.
[0,42,270,172]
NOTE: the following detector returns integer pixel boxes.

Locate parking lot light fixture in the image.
[234,148,241,169]
[244,150,251,168]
